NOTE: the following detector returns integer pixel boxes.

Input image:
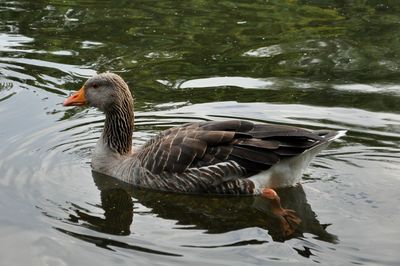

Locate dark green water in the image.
[1,0,400,265]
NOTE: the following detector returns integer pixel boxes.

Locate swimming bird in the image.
[63,72,345,234]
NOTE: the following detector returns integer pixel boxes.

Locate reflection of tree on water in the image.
[66,171,336,244]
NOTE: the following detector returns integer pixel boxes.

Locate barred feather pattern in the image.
[103,85,134,155]
[112,120,333,194]
[117,160,255,194]
[95,118,337,195]
[89,73,341,195]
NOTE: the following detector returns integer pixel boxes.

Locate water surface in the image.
[1,1,400,265]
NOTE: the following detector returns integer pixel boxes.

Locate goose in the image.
[63,72,345,233]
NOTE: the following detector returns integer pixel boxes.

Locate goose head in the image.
[63,72,133,112]
[63,72,134,155]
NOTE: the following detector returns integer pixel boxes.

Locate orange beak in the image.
[63,86,87,106]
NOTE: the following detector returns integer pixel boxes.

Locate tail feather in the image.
[314,129,347,141]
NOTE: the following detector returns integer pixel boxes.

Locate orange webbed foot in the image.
[261,188,302,237]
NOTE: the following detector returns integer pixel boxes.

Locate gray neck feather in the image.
[103,87,134,155]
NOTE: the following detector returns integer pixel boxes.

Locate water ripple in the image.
[0,57,96,77]
[1,2,400,264]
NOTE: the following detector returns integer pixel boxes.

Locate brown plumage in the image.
[136,120,324,175]
[63,72,345,196]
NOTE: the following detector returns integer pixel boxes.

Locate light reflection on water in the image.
[1,1,400,265]
[2,82,399,264]
[1,60,400,264]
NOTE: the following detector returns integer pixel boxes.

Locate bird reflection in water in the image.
[66,171,337,243]
[67,184,133,235]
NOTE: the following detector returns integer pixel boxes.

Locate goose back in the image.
[126,120,336,194]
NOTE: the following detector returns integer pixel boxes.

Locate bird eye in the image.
[92,83,98,89]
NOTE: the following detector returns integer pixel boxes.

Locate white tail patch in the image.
[250,129,346,192]
[327,130,347,141]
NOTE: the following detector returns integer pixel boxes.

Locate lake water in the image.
[1,1,400,265]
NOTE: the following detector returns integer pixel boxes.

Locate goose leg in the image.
[261,188,301,237]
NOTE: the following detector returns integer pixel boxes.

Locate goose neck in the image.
[103,103,134,155]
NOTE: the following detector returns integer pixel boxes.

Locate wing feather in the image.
[136,120,330,182]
